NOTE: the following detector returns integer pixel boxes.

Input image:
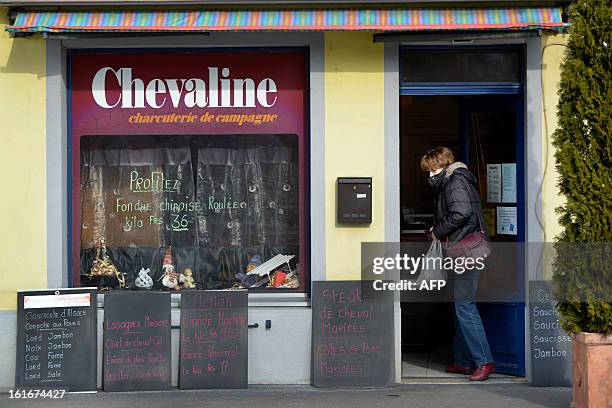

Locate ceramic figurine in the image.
[245,254,262,273]
[179,267,196,289]
[160,247,179,289]
[135,268,153,289]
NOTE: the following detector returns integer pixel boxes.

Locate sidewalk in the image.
[2,383,571,408]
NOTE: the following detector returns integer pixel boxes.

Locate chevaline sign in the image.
[71,50,306,133]
[91,67,278,109]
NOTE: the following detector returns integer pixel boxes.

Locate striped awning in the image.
[6,8,566,33]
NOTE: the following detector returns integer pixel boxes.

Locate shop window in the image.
[79,134,300,291]
[401,48,522,84]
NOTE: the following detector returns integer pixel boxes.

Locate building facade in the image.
[0,0,570,389]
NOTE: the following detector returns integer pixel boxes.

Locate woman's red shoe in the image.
[445,364,473,375]
[468,363,496,381]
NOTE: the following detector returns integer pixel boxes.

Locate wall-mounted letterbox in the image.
[337,177,372,224]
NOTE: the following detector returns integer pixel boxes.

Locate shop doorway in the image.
[399,94,525,378]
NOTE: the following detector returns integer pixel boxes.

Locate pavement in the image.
[1,383,572,408]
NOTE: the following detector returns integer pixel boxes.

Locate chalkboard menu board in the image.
[103,292,171,392]
[179,290,248,389]
[15,288,97,392]
[529,281,572,387]
[311,281,394,388]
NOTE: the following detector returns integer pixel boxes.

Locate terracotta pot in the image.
[571,332,612,408]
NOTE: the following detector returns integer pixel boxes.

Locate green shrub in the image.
[552,0,612,334]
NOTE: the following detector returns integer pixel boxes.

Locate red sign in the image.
[70,49,309,287]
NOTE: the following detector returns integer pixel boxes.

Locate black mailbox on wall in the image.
[337,177,372,224]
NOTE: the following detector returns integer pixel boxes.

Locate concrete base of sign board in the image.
[571,332,612,408]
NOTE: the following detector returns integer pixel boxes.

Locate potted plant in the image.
[552,1,611,407]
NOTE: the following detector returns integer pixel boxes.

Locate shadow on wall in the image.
[0,23,45,77]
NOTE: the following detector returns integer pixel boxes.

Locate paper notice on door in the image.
[486,164,502,203]
[497,206,518,235]
[482,208,496,237]
[502,163,517,203]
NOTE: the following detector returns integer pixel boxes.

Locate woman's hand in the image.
[428,227,438,241]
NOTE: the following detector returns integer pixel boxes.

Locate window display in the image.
[80,134,299,291]
[70,49,308,291]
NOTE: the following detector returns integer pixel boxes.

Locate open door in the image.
[399,45,527,378]
[399,94,526,377]
[461,94,526,376]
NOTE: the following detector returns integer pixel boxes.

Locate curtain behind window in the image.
[80,135,298,289]
[80,144,195,286]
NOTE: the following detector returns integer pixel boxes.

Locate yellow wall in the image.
[540,32,568,279]
[324,32,385,280]
[541,32,568,243]
[0,8,46,310]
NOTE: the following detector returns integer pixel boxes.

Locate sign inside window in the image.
[79,134,299,291]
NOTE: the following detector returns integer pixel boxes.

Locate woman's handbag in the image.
[445,204,492,260]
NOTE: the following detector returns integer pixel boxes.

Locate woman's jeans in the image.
[453,269,494,367]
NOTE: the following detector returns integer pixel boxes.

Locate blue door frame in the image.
[400,45,526,376]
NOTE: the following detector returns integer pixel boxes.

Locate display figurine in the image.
[135,268,153,289]
[179,267,196,289]
[160,246,179,289]
[245,254,262,273]
[278,275,299,289]
[234,271,257,288]
[88,236,126,289]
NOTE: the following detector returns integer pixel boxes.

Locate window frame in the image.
[67,47,311,294]
[399,44,525,95]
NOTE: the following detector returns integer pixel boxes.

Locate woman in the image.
[420,147,496,381]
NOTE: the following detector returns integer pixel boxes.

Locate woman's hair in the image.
[420,147,455,172]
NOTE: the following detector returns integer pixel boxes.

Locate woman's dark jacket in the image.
[431,162,488,245]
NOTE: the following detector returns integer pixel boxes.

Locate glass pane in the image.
[79,134,300,291]
[401,49,521,83]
